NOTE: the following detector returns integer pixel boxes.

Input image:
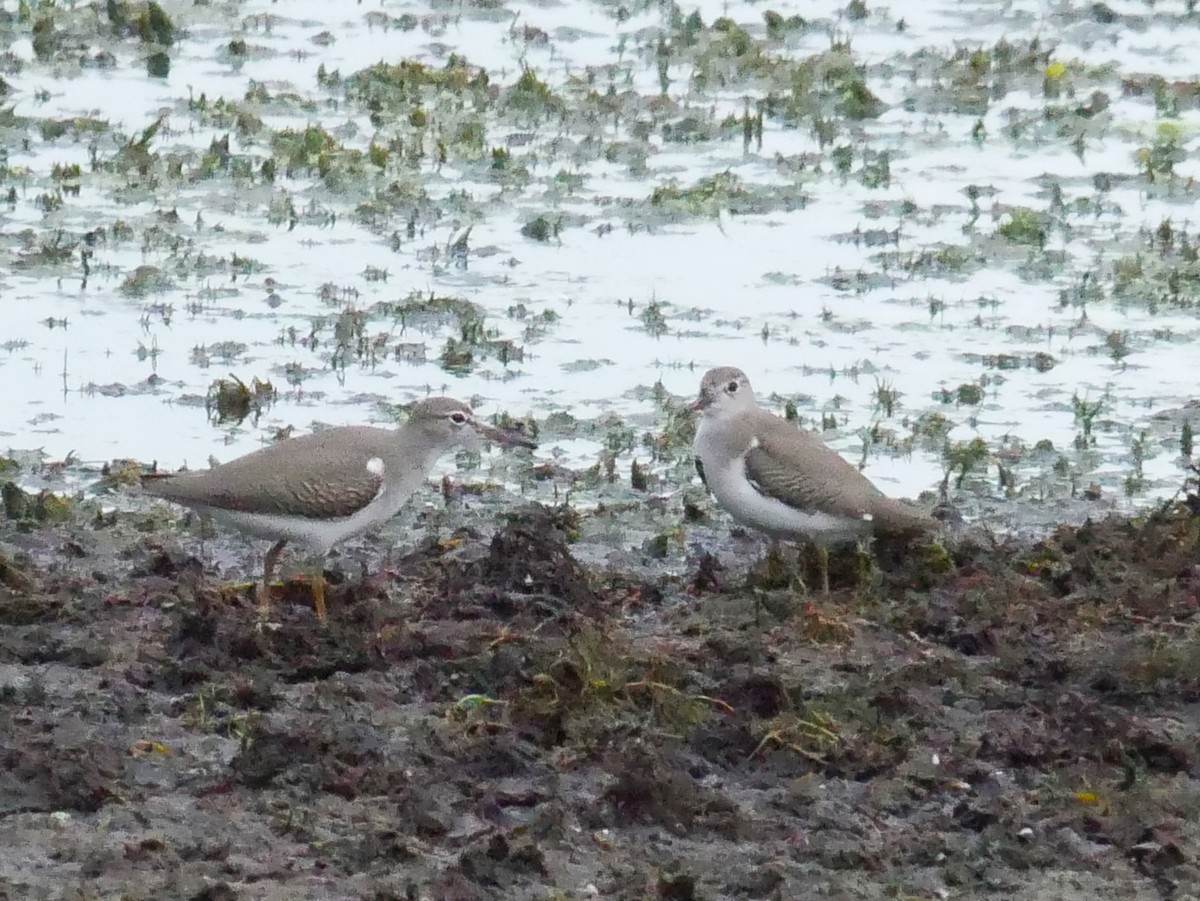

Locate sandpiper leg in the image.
[788,543,808,596]
[312,569,327,621]
[260,539,288,611]
[817,545,830,595]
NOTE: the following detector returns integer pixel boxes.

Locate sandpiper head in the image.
[407,397,537,452]
[691,366,756,417]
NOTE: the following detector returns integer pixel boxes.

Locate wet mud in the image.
[1,484,1199,900]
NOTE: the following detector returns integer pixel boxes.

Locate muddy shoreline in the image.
[0,472,1197,900]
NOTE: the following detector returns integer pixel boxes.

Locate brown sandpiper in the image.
[691,366,935,592]
[143,396,536,618]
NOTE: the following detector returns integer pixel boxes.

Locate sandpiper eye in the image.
[449,412,468,425]
[726,381,739,393]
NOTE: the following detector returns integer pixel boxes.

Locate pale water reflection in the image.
[2,0,1198,514]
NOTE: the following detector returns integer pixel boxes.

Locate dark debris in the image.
[1,500,1199,898]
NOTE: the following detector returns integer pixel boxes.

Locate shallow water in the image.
[2,0,1199,512]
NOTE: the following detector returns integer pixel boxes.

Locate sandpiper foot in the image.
[220,581,257,606]
[257,572,328,621]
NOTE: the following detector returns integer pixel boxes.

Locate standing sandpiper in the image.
[143,397,536,618]
[691,367,934,592]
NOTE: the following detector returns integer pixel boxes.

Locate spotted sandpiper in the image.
[143,397,536,618]
[692,367,934,592]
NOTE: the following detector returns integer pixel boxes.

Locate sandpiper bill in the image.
[143,397,536,618]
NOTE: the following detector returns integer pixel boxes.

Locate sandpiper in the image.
[692,366,934,592]
[143,397,536,618]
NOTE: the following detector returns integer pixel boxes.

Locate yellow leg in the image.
[260,539,288,611]
[312,569,327,621]
[818,545,830,595]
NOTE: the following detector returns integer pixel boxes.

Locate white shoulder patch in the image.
[366,456,385,476]
[747,435,761,452]
[862,513,874,522]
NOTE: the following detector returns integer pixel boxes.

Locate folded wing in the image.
[143,427,388,520]
[744,413,932,537]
